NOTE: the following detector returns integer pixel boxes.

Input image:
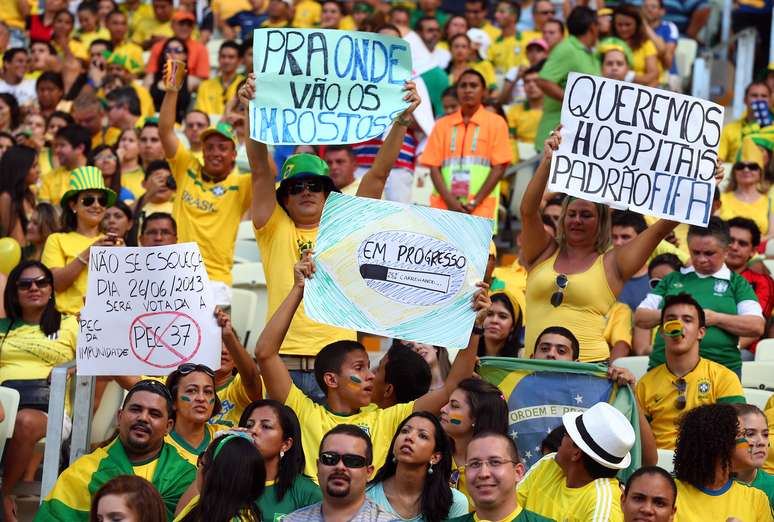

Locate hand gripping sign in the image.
[76,243,221,376]
[249,28,412,145]
[549,72,724,226]
[304,193,491,348]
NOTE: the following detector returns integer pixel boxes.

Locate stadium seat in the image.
[755,339,774,362]
[743,388,774,410]
[0,386,20,457]
[237,220,255,241]
[232,262,266,288]
[231,288,263,346]
[675,38,698,81]
[741,362,774,390]
[656,448,674,473]
[90,381,126,446]
[612,356,649,381]
[766,241,774,258]
[234,239,261,263]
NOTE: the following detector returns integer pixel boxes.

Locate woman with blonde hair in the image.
[520,129,682,362]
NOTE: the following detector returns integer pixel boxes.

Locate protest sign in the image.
[249,28,412,145]
[76,243,221,376]
[549,73,724,226]
[304,192,491,348]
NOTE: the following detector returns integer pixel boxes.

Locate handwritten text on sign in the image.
[249,28,412,145]
[304,193,491,348]
[76,243,221,376]
[549,73,723,226]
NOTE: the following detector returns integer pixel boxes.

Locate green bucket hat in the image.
[61,166,117,208]
[276,153,338,201]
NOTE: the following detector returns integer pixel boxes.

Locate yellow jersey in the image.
[41,232,100,315]
[487,33,537,74]
[169,145,252,285]
[719,192,771,235]
[194,74,245,116]
[38,166,70,205]
[286,384,413,480]
[765,394,774,474]
[211,0,251,22]
[253,205,356,356]
[121,166,145,199]
[208,373,255,427]
[164,423,231,466]
[293,0,321,28]
[674,479,773,522]
[604,302,632,349]
[132,17,172,46]
[636,358,745,449]
[450,456,474,511]
[0,316,78,382]
[517,454,623,521]
[631,39,657,78]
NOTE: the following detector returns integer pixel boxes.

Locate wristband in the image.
[624,71,636,83]
[472,325,484,335]
[394,114,412,127]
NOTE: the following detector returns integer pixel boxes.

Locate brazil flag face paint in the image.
[662,319,684,338]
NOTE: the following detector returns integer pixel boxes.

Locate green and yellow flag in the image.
[35,437,196,521]
[478,357,641,480]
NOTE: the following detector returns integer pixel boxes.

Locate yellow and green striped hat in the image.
[61,166,117,208]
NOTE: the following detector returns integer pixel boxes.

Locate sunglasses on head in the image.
[319,451,368,468]
[80,195,108,208]
[734,162,760,171]
[550,274,568,307]
[133,378,174,402]
[674,377,687,410]
[177,363,215,377]
[288,179,324,195]
[17,276,51,291]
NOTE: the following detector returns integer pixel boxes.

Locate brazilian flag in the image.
[479,357,641,480]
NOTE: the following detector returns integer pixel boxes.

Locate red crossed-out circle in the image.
[129,311,202,369]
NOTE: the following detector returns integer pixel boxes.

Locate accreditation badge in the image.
[450,167,471,198]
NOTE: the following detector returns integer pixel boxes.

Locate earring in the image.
[279,450,284,459]
[428,463,434,475]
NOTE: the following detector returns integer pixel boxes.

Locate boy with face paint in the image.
[636,294,745,450]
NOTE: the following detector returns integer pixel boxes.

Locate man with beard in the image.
[283,425,395,522]
[36,380,196,521]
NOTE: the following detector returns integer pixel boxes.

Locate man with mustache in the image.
[284,425,395,522]
[36,380,196,521]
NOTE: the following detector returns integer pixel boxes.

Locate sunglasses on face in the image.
[80,195,108,207]
[734,162,760,171]
[166,46,185,53]
[17,276,51,291]
[288,180,324,195]
[177,363,215,377]
[550,274,568,307]
[674,378,687,410]
[319,451,368,468]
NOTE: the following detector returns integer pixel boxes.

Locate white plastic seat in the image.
[741,362,774,390]
[233,239,261,264]
[755,339,774,362]
[611,356,649,382]
[743,388,774,410]
[0,386,20,457]
[657,448,674,473]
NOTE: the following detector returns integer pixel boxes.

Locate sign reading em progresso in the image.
[76,243,221,376]
[549,73,724,226]
[249,28,412,145]
[304,193,491,348]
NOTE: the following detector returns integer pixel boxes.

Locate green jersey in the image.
[258,475,322,522]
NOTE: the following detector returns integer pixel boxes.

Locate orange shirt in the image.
[146,38,210,79]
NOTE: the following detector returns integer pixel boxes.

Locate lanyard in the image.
[450,124,480,166]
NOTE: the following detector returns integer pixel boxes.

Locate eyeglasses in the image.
[649,278,661,289]
[319,451,368,468]
[674,378,687,410]
[177,363,215,377]
[80,195,108,207]
[17,276,51,291]
[288,180,324,195]
[95,152,117,161]
[734,162,760,171]
[550,274,568,307]
[133,378,174,402]
[466,458,517,470]
[166,46,185,53]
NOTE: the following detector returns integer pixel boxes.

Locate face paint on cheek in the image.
[208,398,216,404]
[449,413,464,425]
[181,396,192,402]
[348,375,362,390]
[662,320,684,338]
